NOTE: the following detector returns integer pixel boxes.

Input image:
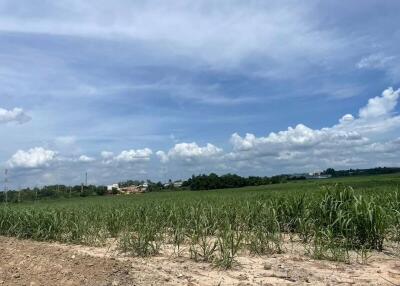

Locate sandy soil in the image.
[1,236,400,286]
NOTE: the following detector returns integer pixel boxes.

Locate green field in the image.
[1,173,399,267]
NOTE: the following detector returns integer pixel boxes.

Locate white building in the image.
[173,180,183,188]
[107,183,119,191]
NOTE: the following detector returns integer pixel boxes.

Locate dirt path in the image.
[1,236,400,285]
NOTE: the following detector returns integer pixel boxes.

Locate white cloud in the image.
[5,87,400,185]
[0,107,31,124]
[331,87,400,135]
[158,142,223,164]
[230,125,366,156]
[8,147,56,168]
[357,53,400,81]
[156,150,169,163]
[228,87,400,170]
[339,114,354,124]
[154,87,400,172]
[359,87,399,118]
[78,155,95,162]
[357,53,395,69]
[101,151,114,159]
[0,1,343,74]
[114,148,153,162]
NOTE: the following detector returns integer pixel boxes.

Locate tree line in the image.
[182,173,305,191]
[322,167,400,177]
[0,184,108,203]
[2,167,398,203]
[0,180,176,203]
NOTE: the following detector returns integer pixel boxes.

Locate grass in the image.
[1,173,400,268]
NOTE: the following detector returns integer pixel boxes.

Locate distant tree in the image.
[323,168,336,176]
[95,186,107,196]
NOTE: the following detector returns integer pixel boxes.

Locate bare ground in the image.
[1,236,400,286]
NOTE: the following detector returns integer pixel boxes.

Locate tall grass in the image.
[1,177,399,268]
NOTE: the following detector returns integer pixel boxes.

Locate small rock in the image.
[263,262,272,270]
[177,273,184,279]
[71,255,76,259]
[111,280,119,286]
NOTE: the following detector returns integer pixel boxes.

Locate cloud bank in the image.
[6,87,400,185]
[227,87,400,171]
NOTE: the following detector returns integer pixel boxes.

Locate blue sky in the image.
[1,1,400,187]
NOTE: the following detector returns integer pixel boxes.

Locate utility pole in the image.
[85,172,88,186]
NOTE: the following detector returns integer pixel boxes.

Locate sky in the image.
[1,0,400,188]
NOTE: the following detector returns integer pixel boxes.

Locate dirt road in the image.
[1,236,399,285]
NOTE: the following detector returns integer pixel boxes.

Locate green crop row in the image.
[1,182,399,268]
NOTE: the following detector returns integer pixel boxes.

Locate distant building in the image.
[163,180,183,188]
[139,182,148,192]
[289,172,331,180]
[173,180,183,188]
[119,185,144,194]
[306,172,331,179]
[107,183,119,192]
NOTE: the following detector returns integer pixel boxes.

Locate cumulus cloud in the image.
[157,142,223,164]
[0,107,31,124]
[332,87,400,135]
[358,87,399,118]
[99,149,153,164]
[230,125,366,156]
[227,87,400,170]
[101,151,114,159]
[5,87,400,184]
[156,150,169,163]
[78,155,95,162]
[114,148,153,162]
[154,88,400,171]
[8,147,56,168]
[339,114,354,124]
